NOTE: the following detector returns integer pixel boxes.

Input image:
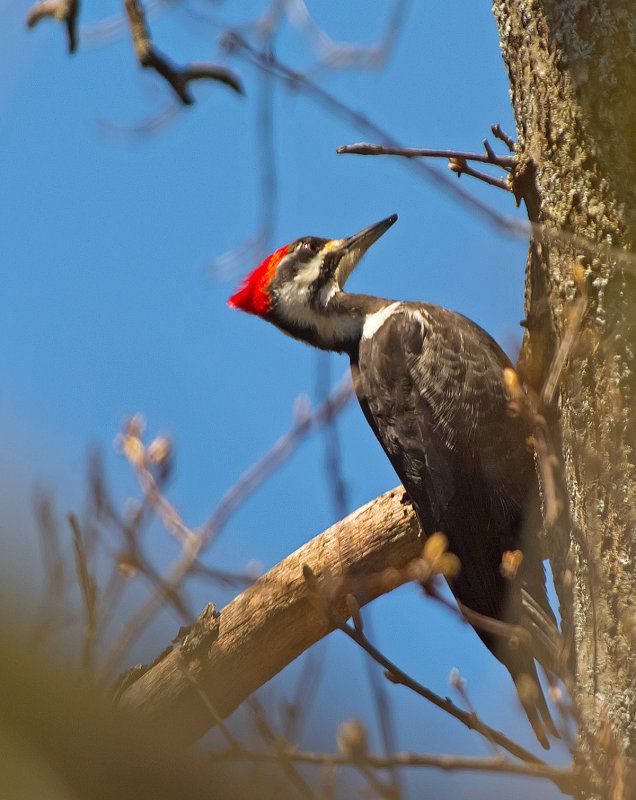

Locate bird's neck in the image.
[275,292,393,354]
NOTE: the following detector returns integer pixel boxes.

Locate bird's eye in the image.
[305,241,317,253]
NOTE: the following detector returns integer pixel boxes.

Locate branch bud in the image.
[337,719,367,761]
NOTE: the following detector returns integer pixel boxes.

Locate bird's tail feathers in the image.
[520,587,562,678]
[512,660,560,750]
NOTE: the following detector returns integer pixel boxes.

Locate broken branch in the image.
[117,487,422,742]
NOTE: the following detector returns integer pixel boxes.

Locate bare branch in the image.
[199,375,355,548]
[222,31,530,237]
[357,609,403,799]
[321,593,545,766]
[209,34,278,278]
[336,719,397,800]
[124,0,243,105]
[336,142,515,169]
[540,261,588,408]
[27,0,80,53]
[68,513,98,675]
[529,415,564,531]
[448,158,512,192]
[249,698,321,800]
[286,0,411,72]
[189,562,259,589]
[100,378,355,677]
[490,123,516,152]
[280,642,326,743]
[456,601,532,650]
[508,263,588,533]
[337,142,514,194]
[117,421,191,546]
[210,746,580,792]
[177,662,243,750]
[116,487,423,740]
[30,492,73,646]
[117,487,556,770]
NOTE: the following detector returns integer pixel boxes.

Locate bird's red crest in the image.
[228,244,291,315]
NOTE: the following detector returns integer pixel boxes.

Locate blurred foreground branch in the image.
[100,378,354,675]
[211,746,577,789]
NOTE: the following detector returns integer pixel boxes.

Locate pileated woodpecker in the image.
[229,214,560,747]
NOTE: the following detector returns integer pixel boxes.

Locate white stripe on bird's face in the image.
[290,252,323,288]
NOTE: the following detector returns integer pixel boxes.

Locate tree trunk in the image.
[492,1,636,795]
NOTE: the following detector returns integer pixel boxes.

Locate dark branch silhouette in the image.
[124,0,243,104]
[27,0,79,52]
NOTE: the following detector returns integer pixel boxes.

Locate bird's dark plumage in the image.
[229,215,561,747]
[351,303,559,746]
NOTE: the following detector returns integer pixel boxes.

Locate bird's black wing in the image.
[353,305,527,619]
[352,305,560,746]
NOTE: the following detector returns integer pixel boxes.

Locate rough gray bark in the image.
[492,1,636,795]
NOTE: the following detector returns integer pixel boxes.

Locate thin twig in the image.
[210,746,579,791]
[336,142,515,169]
[529,415,564,530]
[225,38,636,274]
[448,158,512,192]
[30,492,72,647]
[96,103,181,140]
[281,643,326,743]
[88,448,191,619]
[286,0,411,72]
[177,663,242,750]
[99,377,355,678]
[249,698,320,800]
[79,0,165,46]
[355,607,403,799]
[541,294,588,407]
[117,423,192,546]
[457,601,532,649]
[68,513,98,675]
[209,34,277,278]
[491,123,516,152]
[315,352,349,521]
[198,375,354,547]
[189,561,259,589]
[325,605,545,766]
[513,266,588,530]
[222,32,530,238]
[449,668,501,757]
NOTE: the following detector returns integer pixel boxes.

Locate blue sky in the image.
[2,1,567,796]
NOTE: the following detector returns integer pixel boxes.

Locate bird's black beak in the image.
[332,214,398,289]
